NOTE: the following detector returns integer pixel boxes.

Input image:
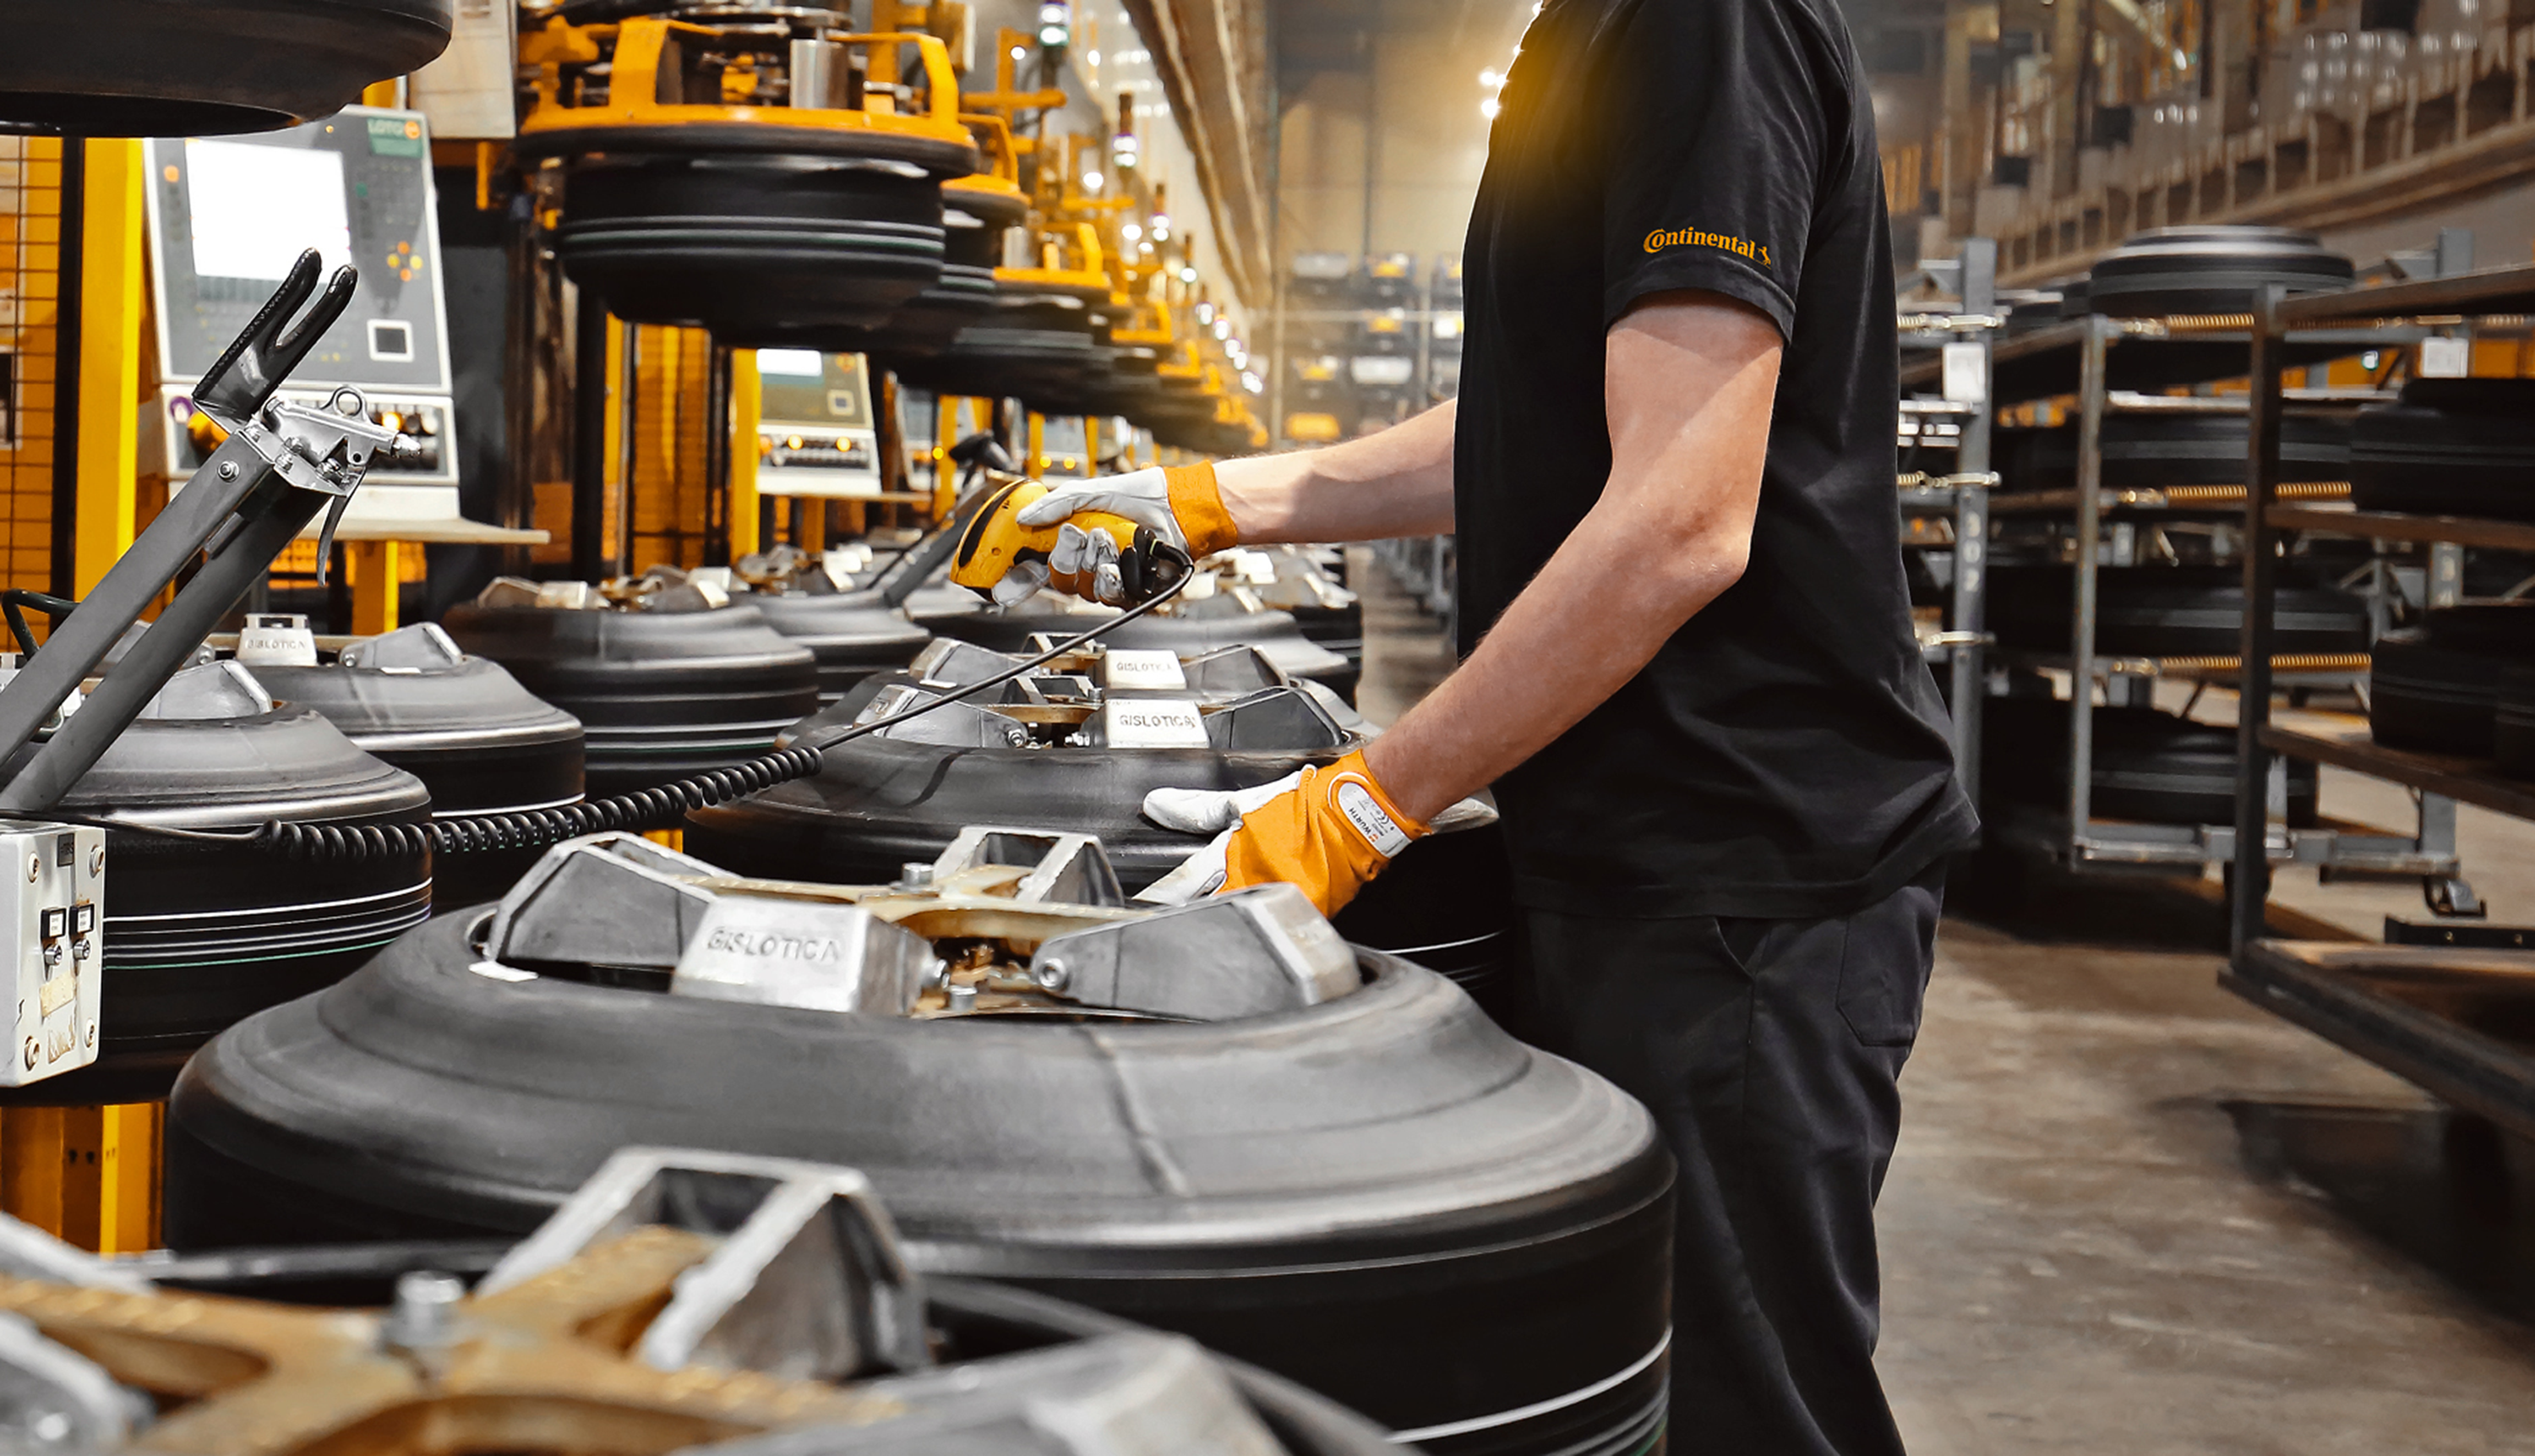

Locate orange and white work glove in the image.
[995,462,1242,606]
[1136,749,1428,918]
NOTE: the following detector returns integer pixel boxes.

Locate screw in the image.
[23,853,35,882]
[383,1270,466,1353]
[87,846,101,876]
[1035,957,1070,991]
[895,862,933,892]
[218,461,240,481]
[83,1023,93,1048]
[21,1038,33,1070]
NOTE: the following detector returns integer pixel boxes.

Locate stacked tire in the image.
[2087,226,2354,317]
[1988,564,2369,657]
[1983,696,2319,827]
[2351,379,2535,521]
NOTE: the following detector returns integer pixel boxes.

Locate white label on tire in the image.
[1100,699,1210,747]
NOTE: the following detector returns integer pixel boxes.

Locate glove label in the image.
[1334,780,1411,859]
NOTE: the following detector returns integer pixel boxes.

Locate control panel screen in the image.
[757,351,872,428]
[183,140,352,282]
[147,108,451,394]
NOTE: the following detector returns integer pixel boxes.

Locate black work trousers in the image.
[1522,864,1943,1456]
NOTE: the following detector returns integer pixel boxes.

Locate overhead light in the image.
[1122,221,1143,241]
[1038,0,1071,47]
[1138,242,1155,254]
[1480,68,1502,87]
[1212,318,1231,339]
[1196,303,1215,324]
[1082,168,1104,191]
[1010,45,1028,60]
[1241,371,1263,393]
[1179,266,1198,282]
[1088,49,1101,65]
[1480,97,1501,118]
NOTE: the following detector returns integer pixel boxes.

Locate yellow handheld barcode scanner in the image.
[948,480,1191,604]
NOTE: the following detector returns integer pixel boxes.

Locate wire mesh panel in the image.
[0,138,64,603]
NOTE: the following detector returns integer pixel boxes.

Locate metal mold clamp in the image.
[0,1147,1377,1453]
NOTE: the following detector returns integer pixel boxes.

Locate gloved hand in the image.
[948,480,1189,607]
[988,462,1240,605]
[1136,749,1427,918]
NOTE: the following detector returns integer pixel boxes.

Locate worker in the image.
[962,0,1978,1445]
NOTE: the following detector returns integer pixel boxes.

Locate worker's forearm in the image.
[1211,401,1457,544]
[1361,496,1748,823]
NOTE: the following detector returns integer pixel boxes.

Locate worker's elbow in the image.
[1649,517,1752,604]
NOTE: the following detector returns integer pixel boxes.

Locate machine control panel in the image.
[0,823,103,1086]
[144,108,459,506]
[755,350,882,499]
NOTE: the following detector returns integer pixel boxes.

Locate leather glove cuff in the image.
[1164,462,1242,559]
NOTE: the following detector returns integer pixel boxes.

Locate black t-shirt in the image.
[1453,0,1977,919]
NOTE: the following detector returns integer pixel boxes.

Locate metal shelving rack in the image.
[2228,262,2535,1141]
[1899,272,2454,879]
[1897,238,2002,799]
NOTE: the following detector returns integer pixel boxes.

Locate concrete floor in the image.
[1346,551,2535,1453]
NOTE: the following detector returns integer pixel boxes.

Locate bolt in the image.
[1035,957,1070,991]
[83,1023,93,1048]
[946,982,978,1012]
[382,1269,466,1353]
[895,862,934,892]
[23,853,35,882]
[218,461,240,481]
[87,846,101,876]
[21,1038,33,1070]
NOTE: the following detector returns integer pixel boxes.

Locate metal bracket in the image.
[480,1147,930,1382]
[1028,884,1360,1021]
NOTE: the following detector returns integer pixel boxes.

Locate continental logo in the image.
[1644,226,1771,265]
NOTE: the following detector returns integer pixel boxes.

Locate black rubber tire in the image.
[0,0,451,135]
[935,604,1360,701]
[739,594,932,705]
[439,604,819,804]
[1987,564,2369,657]
[554,157,946,334]
[165,918,1674,1456]
[1982,697,2319,827]
[2351,379,2535,522]
[922,1279,1397,1456]
[2368,605,2535,756]
[1993,415,2347,493]
[247,657,586,910]
[2087,226,2354,318]
[0,710,430,1104]
[682,701,1520,1022]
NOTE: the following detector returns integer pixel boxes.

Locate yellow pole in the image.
[1026,412,1046,477]
[96,1103,161,1253]
[74,139,142,595]
[729,350,761,559]
[348,541,402,635]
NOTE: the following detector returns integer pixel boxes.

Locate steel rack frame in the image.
[1897,239,2003,799]
[1897,272,2449,879]
[2227,261,2535,1141]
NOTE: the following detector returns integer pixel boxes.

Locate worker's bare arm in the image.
[1360,291,1780,822]
[1211,399,1459,544]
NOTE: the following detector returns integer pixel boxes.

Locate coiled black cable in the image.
[83,546,1194,864]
